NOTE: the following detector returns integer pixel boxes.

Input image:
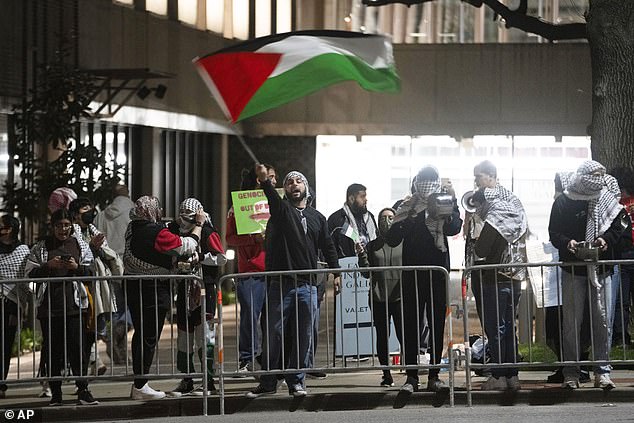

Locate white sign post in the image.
[334,256,400,357]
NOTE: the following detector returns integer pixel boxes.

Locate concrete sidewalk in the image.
[1,368,634,422]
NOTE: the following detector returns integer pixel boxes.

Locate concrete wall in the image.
[77,2,592,138]
[244,43,593,138]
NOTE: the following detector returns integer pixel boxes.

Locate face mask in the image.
[378,215,393,235]
[177,216,196,234]
[81,209,97,225]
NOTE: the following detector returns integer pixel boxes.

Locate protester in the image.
[25,209,98,406]
[328,183,377,258]
[246,166,339,398]
[386,165,462,393]
[168,197,226,397]
[70,197,121,376]
[94,184,135,365]
[124,195,206,400]
[472,182,528,391]
[357,207,403,387]
[548,160,628,390]
[0,216,31,399]
[226,165,276,374]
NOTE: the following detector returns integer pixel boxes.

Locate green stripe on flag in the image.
[237,53,399,122]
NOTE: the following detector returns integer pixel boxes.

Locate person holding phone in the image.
[25,209,98,406]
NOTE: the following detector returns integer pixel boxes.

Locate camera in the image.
[60,254,72,262]
[574,241,599,261]
[428,191,454,218]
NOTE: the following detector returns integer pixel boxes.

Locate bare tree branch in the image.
[478,0,587,41]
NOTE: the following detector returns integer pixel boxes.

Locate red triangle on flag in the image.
[197,51,282,122]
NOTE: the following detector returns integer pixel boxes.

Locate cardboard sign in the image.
[230,189,270,235]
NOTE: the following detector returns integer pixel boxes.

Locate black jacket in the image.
[327,208,376,258]
[385,203,462,270]
[261,179,339,274]
[549,194,629,275]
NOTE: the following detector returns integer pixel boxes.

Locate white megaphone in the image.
[461,190,479,213]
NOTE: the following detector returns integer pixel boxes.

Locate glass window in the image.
[206,0,224,33]
[146,0,167,16]
[232,0,249,39]
[178,0,197,25]
[276,0,292,33]
[255,0,271,37]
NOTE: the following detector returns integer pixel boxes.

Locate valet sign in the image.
[335,256,400,357]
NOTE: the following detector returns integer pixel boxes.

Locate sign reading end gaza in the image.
[231,189,283,235]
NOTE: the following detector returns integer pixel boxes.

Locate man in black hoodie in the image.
[246,165,339,399]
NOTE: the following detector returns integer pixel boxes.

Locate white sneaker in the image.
[594,373,616,391]
[39,382,52,398]
[130,383,166,400]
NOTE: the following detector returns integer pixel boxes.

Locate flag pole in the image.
[233,131,260,164]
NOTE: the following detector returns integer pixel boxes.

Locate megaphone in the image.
[461,190,479,213]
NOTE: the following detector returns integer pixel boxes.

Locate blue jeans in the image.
[236,276,267,362]
[259,282,318,390]
[477,277,522,378]
[613,264,634,344]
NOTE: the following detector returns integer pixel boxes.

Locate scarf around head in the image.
[130,196,162,223]
[178,197,213,233]
[283,171,312,203]
[394,166,446,252]
[565,160,622,242]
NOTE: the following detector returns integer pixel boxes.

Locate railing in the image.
[462,259,634,406]
[0,274,212,415]
[216,265,453,414]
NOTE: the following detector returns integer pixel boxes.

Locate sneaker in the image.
[306,372,327,380]
[480,376,507,391]
[380,376,394,387]
[400,377,418,393]
[562,376,579,390]
[130,383,166,400]
[594,373,616,391]
[168,379,195,397]
[245,384,276,399]
[234,360,253,378]
[49,392,63,406]
[77,389,99,405]
[191,383,217,396]
[507,376,521,391]
[39,382,52,398]
[289,384,307,397]
[427,377,447,392]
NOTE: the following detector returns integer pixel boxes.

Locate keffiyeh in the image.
[476,184,528,243]
[178,197,212,233]
[283,171,312,203]
[394,166,446,252]
[130,196,162,223]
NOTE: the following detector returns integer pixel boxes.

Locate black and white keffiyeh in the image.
[342,203,377,246]
[283,171,312,203]
[0,244,31,307]
[394,166,446,252]
[476,184,528,243]
[565,160,622,242]
[177,197,213,234]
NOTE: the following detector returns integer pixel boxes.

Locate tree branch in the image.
[478,0,587,41]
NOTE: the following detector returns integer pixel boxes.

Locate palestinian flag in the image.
[194,30,400,123]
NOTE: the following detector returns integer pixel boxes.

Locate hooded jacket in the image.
[94,195,135,256]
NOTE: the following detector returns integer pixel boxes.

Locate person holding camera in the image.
[123,196,206,400]
[25,209,98,406]
[548,160,629,390]
[386,165,462,394]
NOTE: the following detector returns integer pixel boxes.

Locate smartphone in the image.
[60,254,72,261]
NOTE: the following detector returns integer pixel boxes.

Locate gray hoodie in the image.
[94,195,135,256]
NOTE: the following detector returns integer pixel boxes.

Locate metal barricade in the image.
[0,273,212,415]
[216,265,453,415]
[462,259,634,406]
